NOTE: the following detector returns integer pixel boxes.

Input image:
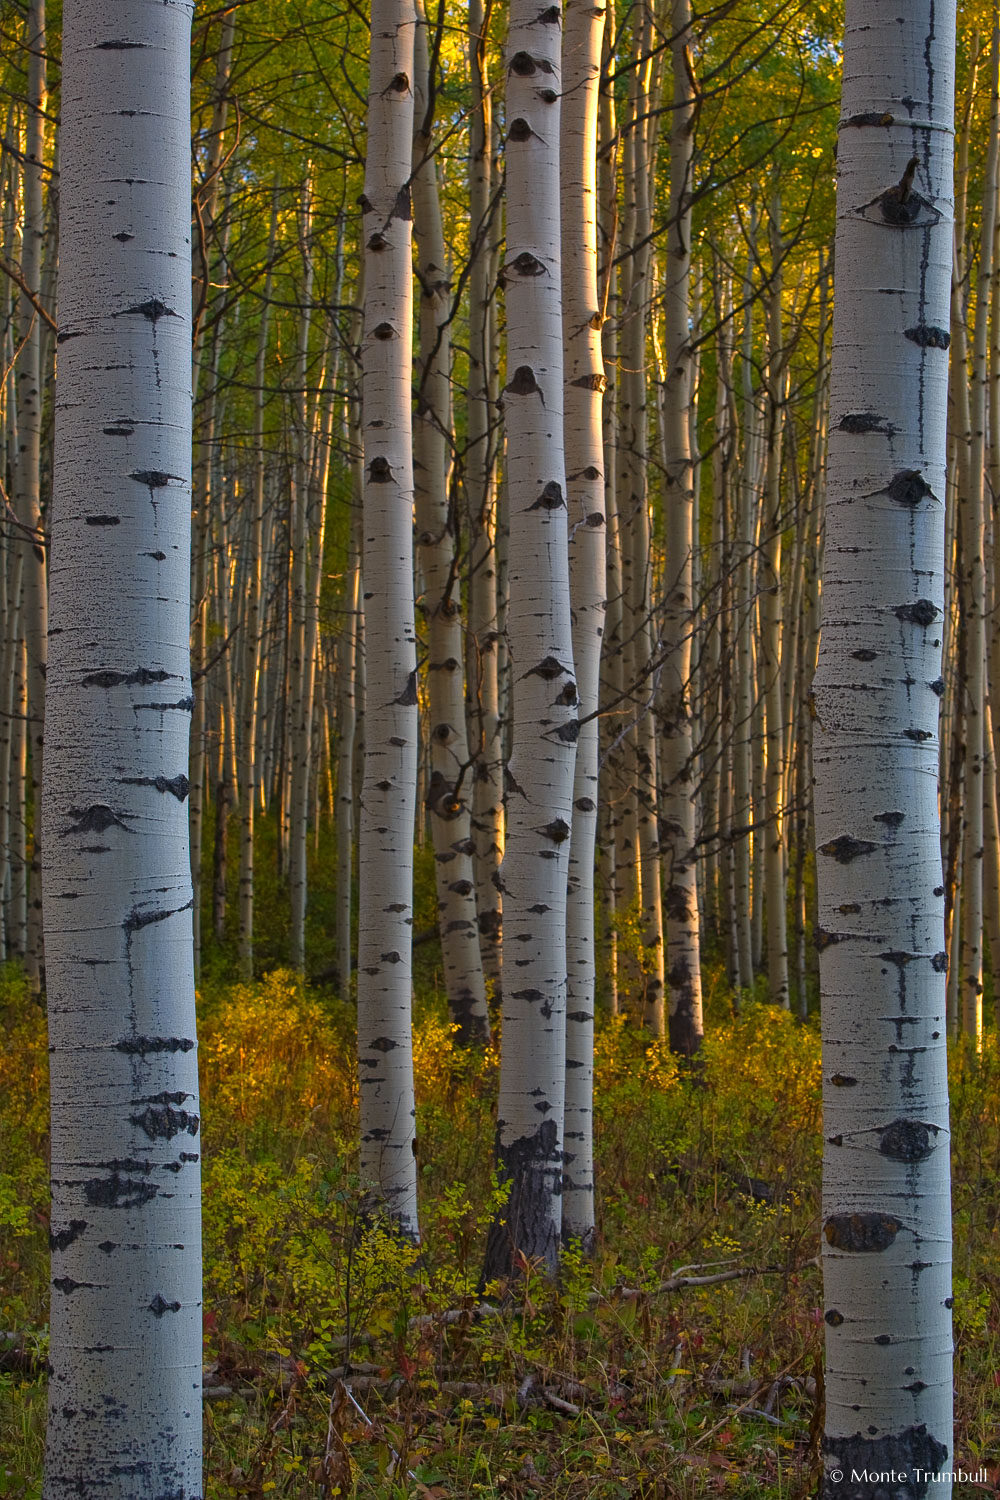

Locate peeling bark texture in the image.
[560,0,605,1246]
[42,3,201,1496]
[814,2,955,1494]
[484,0,576,1281]
[357,0,420,1238]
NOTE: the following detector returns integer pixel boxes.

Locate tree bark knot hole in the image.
[535,4,561,21]
[121,299,177,323]
[509,253,545,279]
[886,470,932,506]
[819,834,877,863]
[838,411,888,434]
[877,1118,938,1162]
[368,456,394,483]
[527,654,569,680]
[509,51,554,75]
[904,323,950,349]
[388,71,410,93]
[824,1212,903,1252]
[529,480,565,510]
[373,322,396,341]
[894,599,938,626]
[508,117,535,142]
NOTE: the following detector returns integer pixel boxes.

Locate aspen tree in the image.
[412,0,490,1044]
[484,0,577,1279]
[760,205,790,1009]
[288,189,316,973]
[466,0,505,990]
[237,190,279,980]
[42,2,201,1493]
[14,0,47,989]
[814,0,955,1490]
[561,0,606,1247]
[958,24,999,1049]
[659,0,703,1054]
[357,0,420,1236]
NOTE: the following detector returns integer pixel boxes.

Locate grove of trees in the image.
[2,0,999,1493]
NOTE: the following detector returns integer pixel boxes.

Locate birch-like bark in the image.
[466,0,504,991]
[43,3,201,1494]
[412,2,490,1043]
[14,0,47,989]
[484,0,576,1279]
[357,0,420,1236]
[561,0,605,1246]
[814,2,955,1490]
[958,24,998,1050]
[659,0,703,1054]
[288,191,316,973]
[760,208,790,1009]
[237,189,278,979]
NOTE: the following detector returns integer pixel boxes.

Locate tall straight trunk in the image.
[483,0,576,1280]
[733,246,759,994]
[561,0,605,1246]
[760,208,790,1008]
[237,189,278,980]
[958,24,999,1050]
[466,0,504,992]
[615,8,663,1026]
[336,519,362,996]
[659,0,703,1055]
[413,1,490,1043]
[43,4,200,1494]
[357,0,420,1236]
[814,2,955,1491]
[288,190,316,972]
[14,0,47,989]
[188,323,222,975]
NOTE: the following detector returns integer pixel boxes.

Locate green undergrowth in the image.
[1,964,998,1497]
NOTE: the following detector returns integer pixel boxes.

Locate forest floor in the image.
[2,960,999,1499]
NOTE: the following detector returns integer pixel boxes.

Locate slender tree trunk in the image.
[483,0,576,1280]
[43,4,201,1494]
[659,0,703,1054]
[814,2,955,1490]
[958,23,999,1050]
[413,1,490,1043]
[288,189,316,973]
[14,0,47,989]
[760,207,790,1009]
[466,0,504,993]
[357,0,420,1236]
[237,189,278,980]
[561,0,605,1247]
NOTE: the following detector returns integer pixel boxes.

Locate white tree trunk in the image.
[412,2,490,1043]
[561,0,605,1246]
[466,0,504,992]
[484,0,576,1279]
[814,1,955,1491]
[14,0,47,989]
[357,0,420,1237]
[42,3,201,1494]
[659,0,703,1054]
